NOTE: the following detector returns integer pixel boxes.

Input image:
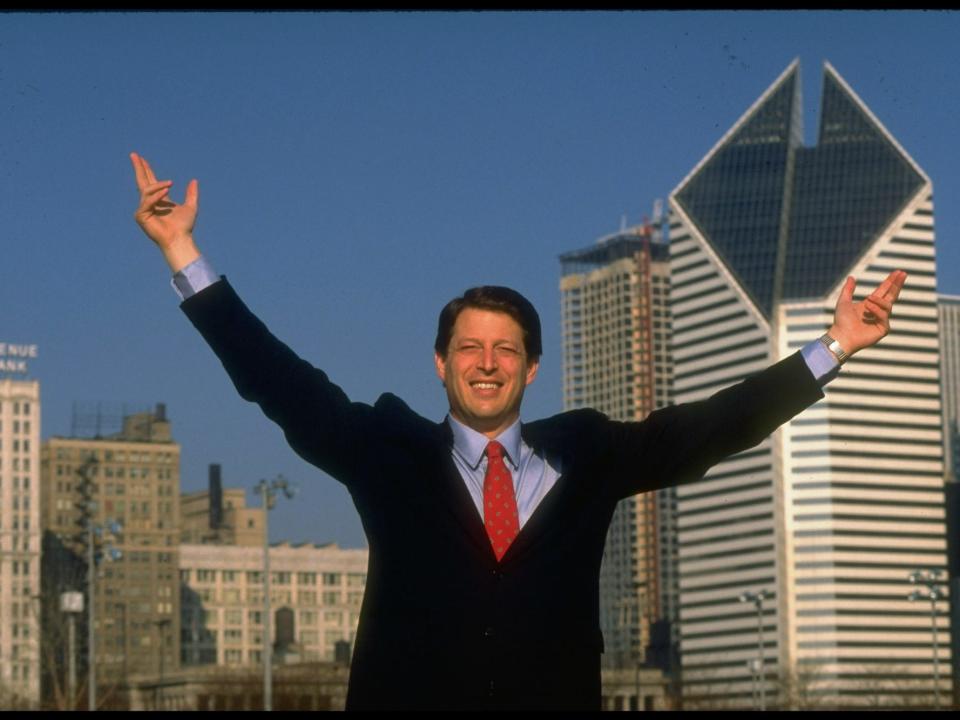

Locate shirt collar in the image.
[447,415,522,470]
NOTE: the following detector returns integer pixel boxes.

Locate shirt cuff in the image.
[171,256,220,301]
[800,339,840,386]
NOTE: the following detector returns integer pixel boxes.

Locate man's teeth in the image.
[472,382,500,389]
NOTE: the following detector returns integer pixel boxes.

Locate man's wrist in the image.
[819,332,849,365]
[162,234,201,274]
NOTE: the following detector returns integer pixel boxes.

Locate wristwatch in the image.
[819,333,849,365]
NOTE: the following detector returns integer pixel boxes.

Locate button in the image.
[488,680,495,697]
[483,627,494,637]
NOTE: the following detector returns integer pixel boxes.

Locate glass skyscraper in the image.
[669,60,948,708]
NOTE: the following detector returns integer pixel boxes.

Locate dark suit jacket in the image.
[182,279,823,711]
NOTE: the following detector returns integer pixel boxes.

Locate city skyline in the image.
[3,11,959,548]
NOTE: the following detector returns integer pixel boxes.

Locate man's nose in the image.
[478,346,498,371]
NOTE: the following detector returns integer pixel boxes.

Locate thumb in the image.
[185,179,199,209]
[839,275,856,305]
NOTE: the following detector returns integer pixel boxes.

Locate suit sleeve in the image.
[180,278,374,486]
[602,351,823,499]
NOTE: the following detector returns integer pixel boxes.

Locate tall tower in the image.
[559,218,677,676]
[669,61,948,708]
[0,364,42,708]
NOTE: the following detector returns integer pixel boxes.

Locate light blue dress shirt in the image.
[173,255,839,527]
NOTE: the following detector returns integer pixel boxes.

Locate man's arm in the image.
[130,153,375,485]
[603,268,907,499]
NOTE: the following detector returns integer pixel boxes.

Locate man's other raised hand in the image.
[829,269,908,358]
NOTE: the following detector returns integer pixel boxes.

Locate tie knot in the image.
[486,441,505,462]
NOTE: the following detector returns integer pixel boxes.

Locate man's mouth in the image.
[470,381,503,390]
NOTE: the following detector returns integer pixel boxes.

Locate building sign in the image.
[0,342,38,374]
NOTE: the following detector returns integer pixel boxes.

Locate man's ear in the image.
[434,351,447,386]
[525,358,540,387]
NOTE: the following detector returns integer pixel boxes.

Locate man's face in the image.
[434,307,539,439]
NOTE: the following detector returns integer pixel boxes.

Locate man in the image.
[131,153,906,710]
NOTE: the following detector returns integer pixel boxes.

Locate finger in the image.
[136,183,173,215]
[839,276,856,304]
[864,294,893,312]
[140,155,158,185]
[130,152,149,191]
[863,298,890,317]
[885,270,907,302]
[141,180,174,200]
[184,179,199,209]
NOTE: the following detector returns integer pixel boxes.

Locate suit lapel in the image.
[429,420,500,562]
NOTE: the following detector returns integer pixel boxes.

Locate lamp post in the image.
[739,589,769,711]
[85,515,122,711]
[908,568,943,709]
[253,474,296,712]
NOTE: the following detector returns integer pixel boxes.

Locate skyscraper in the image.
[669,60,948,708]
[0,367,42,707]
[559,219,678,677]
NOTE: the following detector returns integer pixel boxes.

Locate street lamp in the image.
[86,514,122,711]
[739,589,769,711]
[908,568,943,709]
[253,474,297,712]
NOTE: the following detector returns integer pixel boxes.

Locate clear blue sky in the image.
[3,11,958,548]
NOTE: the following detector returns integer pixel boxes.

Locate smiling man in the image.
[130,153,907,710]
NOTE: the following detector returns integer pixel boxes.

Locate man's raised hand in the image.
[829,269,908,358]
[131,152,200,272]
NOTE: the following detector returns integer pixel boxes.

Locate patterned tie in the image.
[483,441,520,561]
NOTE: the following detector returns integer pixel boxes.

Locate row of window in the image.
[55,465,175,480]
[0,401,33,416]
[187,587,364,607]
[0,457,31,471]
[184,569,364,587]
[190,607,349,628]
[54,447,175,463]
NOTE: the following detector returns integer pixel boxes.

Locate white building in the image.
[180,542,368,669]
[0,371,42,707]
[669,60,949,708]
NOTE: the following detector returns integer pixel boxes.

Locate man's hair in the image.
[435,286,543,361]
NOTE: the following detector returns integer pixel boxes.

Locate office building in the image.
[40,404,181,701]
[0,372,42,707]
[559,220,678,676]
[668,60,948,707]
[179,542,368,668]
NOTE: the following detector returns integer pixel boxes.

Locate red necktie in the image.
[483,441,519,561]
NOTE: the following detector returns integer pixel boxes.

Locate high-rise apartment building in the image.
[179,542,368,668]
[0,371,42,707]
[41,404,181,700]
[668,60,948,708]
[559,222,678,674]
